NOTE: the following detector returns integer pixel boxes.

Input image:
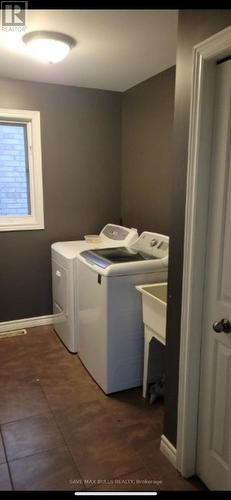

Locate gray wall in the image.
[0,78,122,322]
[164,9,231,447]
[121,67,175,235]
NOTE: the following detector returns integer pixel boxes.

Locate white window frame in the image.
[0,108,44,231]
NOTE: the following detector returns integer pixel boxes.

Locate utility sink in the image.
[136,282,167,346]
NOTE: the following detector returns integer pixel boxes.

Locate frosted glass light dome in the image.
[23,31,76,64]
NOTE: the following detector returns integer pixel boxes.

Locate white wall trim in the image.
[0,313,61,334]
[160,434,177,469]
[176,26,231,478]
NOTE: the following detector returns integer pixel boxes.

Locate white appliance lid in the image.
[78,231,169,276]
[80,246,160,269]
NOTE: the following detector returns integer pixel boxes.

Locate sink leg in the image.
[142,331,150,398]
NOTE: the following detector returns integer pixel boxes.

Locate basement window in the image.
[0,109,44,231]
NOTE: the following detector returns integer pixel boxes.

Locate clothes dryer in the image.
[51,224,138,352]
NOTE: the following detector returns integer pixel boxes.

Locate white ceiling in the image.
[0,9,178,92]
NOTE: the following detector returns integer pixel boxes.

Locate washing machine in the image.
[51,224,138,353]
[76,231,169,393]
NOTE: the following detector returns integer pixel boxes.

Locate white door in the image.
[196,59,231,490]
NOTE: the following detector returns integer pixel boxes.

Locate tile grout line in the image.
[0,327,165,491]
[36,379,87,491]
[0,329,82,490]
[0,327,204,492]
[0,427,14,491]
[37,380,146,490]
[35,338,160,488]
[0,407,53,428]
[42,387,156,490]
[7,442,73,465]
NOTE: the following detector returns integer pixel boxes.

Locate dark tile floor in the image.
[0,326,204,491]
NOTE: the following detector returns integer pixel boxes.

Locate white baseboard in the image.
[160,434,177,469]
[0,313,59,334]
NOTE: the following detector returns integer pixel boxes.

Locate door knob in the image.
[213,318,231,334]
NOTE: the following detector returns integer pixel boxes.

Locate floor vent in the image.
[0,329,27,339]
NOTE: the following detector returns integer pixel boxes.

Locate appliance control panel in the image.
[100,224,138,244]
[130,232,169,259]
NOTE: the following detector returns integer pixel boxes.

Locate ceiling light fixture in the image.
[22,31,76,64]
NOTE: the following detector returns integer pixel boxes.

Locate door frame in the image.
[176,25,231,478]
